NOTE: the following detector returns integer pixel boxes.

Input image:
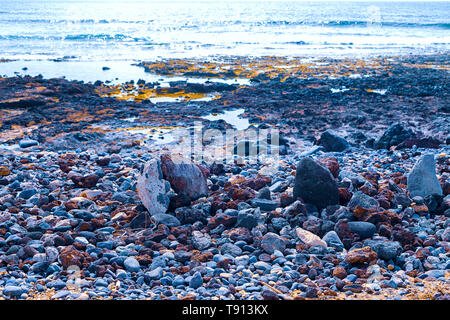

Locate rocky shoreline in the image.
[0,54,449,300]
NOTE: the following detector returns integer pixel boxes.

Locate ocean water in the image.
[0,0,449,82]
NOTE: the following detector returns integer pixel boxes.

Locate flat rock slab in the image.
[137,159,171,216]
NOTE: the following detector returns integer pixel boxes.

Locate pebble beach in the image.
[0,53,449,300]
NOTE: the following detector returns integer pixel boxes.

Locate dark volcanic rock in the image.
[347,221,376,239]
[293,157,339,209]
[374,123,415,149]
[317,130,349,152]
[397,137,442,149]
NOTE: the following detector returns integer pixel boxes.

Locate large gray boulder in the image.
[136,159,171,215]
[160,154,208,201]
[293,157,339,209]
[407,154,443,198]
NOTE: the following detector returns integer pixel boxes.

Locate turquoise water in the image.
[0,0,448,61]
[0,1,449,82]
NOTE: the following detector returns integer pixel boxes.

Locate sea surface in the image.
[0,0,449,83]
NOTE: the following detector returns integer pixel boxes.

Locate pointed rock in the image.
[136,159,171,216]
[407,154,443,198]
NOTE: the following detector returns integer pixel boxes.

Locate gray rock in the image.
[160,154,208,201]
[293,157,339,209]
[364,240,402,260]
[146,267,164,280]
[136,159,171,215]
[3,285,24,297]
[347,221,376,239]
[70,209,96,221]
[257,187,271,200]
[442,227,450,242]
[393,193,412,208]
[235,255,250,266]
[425,270,445,279]
[407,154,443,198]
[19,139,38,148]
[317,130,349,152]
[254,261,271,271]
[124,256,140,273]
[338,170,366,187]
[251,198,278,211]
[173,275,185,287]
[322,231,344,251]
[269,181,284,193]
[150,256,167,270]
[189,271,203,289]
[220,243,242,257]
[192,231,212,250]
[153,213,181,227]
[348,191,380,211]
[47,279,66,290]
[261,232,286,254]
[19,188,37,200]
[235,209,258,229]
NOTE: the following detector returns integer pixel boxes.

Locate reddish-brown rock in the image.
[345,247,378,264]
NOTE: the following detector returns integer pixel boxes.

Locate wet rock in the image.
[124,257,141,273]
[317,130,349,152]
[374,123,415,149]
[293,157,339,209]
[136,159,171,216]
[3,286,24,298]
[257,187,271,200]
[407,154,443,197]
[160,154,208,201]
